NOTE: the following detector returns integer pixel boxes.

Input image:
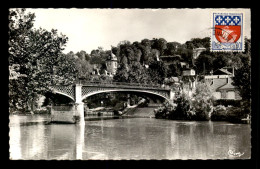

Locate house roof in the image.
[193,47,206,51]
[206,78,227,91]
[213,68,232,75]
[107,51,117,61]
[217,83,236,90]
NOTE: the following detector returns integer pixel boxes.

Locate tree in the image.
[75,50,90,61]
[168,93,193,120]
[9,9,74,113]
[212,54,229,70]
[195,54,214,75]
[140,39,152,64]
[113,63,129,83]
[141,39,152,48]
[89,47,107,70]
[148,49,160,62]
[167,63,182,77]
[232,53,251,102]
[192,82,214,120]
[186,37,210,49]
[113,61,151,84]
[151,38,167,56]
[185,41,195,50]
[74,56,93,80]
[244,38,251,55]
[54,53,77,85]
[164,42,181,56]
[148,61,167,84]
[128,62,151,84]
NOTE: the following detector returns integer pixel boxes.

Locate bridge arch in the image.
[52,90,75,102]
[81,89,171,103]
[50,86,75,102]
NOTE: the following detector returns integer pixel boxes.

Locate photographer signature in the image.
[228,150,244,157]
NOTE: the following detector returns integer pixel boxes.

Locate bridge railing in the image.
[78,80,170,90]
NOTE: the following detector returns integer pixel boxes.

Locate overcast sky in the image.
[26,8,251,54]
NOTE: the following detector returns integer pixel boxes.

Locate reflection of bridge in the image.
[50,81,175,124]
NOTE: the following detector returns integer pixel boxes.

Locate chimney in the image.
[232,67,235,76]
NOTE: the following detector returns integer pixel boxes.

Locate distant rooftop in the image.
[193,47,206,51]
[107,51,117,61]
[217,82,236,90]
[213,68,232,75]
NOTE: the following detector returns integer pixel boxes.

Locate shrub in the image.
[211,105,228,121]
[192,100,213,120]
[211,105,248,123]
[168,93,193,120]
[214,99,241,107]
[154,107,168,119]
[226,107,245,123]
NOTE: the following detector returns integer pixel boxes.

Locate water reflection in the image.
[9,115,22,159]
[9,115,251,160]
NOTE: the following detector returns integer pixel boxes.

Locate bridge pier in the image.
[127,94,131,107]
[75,84,85,125]
[75,102,84,124]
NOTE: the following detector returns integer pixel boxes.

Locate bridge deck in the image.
[78,81,171,91]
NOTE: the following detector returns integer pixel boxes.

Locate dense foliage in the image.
[192,82,214,120]
[155,82,214,121]
[9,9,77,113]
[232,53,251,102]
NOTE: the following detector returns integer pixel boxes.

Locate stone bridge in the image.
[50,81,174,124]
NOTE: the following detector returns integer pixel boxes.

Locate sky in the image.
[26,8,251,54]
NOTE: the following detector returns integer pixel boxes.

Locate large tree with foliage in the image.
[113,63,129,83]
[167,63,182,77]
[232,53,251,102]
[74,55,93,80]
[127,62,151,84]
[76,50,90,61]
[151,38,167,56]
[9,9,76,113]
[192,82,214,120]
[195,54,214,75]
[148,60,167,84]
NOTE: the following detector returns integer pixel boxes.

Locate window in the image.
[221,91,226,99]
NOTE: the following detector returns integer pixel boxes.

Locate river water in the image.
[9,114,251,160]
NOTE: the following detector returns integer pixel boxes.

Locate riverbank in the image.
[154,105,251,124]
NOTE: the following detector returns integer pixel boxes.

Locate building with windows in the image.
[106,50,118,76]
[204,68,241,100]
